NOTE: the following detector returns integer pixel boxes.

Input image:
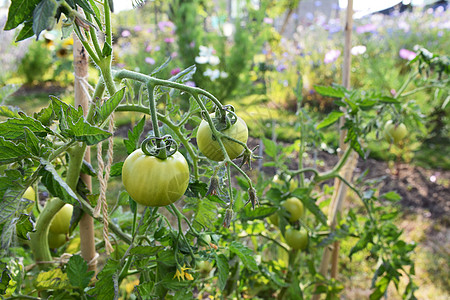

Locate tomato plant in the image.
[122,146,190,207]
[285,227,308,250]
[383,120,408,144]
[197,112,249,161]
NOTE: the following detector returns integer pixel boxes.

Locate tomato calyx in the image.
[202,105,238,134]
[141,135,178,159]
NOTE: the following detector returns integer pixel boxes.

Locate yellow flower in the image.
[173,264,193,281]
[62,37,74,47]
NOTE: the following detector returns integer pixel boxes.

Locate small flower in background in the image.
[324,49,341,64]
[220,71,229,78]
[164,37,175,44]
[276,64,287,72]
[145,57,155,65]
[121,30,131,38]
[170,68,181,76]
[203,68,220,80]
[145,45,152,52]
[185,81,196,87]
[351,45,367,56]
[158,21,175,32]
[171,52,178,58]
[154,45,161,51]
[263,17,273,24]
[315,1,322,7]
[189,41,196,48]
[134,25,142,32]
[399,48,416,61]
[356,23,377,34]
[390,89,396,96]
[116,63,126,68]
[195,46,220,65]
[398,21,410,33]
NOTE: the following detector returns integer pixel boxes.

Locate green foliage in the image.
[17,41,53,84]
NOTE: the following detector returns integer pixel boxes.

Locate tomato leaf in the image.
[215,253,229,290]
[15,213,34,240]
[0,137,31,164]
[124,116,146,155]
[349,228,373,260]
[316,111,344,130]
[130,245,164,256]
[239,206,277,221]
[35,268,70,291]
[192,198,217,230]
[109,162,123,177]
[39,160,81,207]
[16,21,35,42]
[313,85,345,98]
[0,113,50,140]
[67,255,94,289]
[95,87,125,124]
[262,138,277,158]
[380,191,402,202]
[32,0,59,40]
[229,241,258,272]
[4,0,40,30]
[0,262,12,294]
[88,258,120,300]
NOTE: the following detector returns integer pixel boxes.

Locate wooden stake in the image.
[73,33,97,272]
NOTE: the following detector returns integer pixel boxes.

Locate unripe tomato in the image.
[281,197,304,222]
[196,113,248,161]
[23,186,35,213]
[197,260,213,274]
[198,233,212,246]
[285,227,308,250]
[48,231,67,249]
[268,212,279,227]
[49,202,73,234]
[272,175,298,192]
[122,149,190,207]
[383,120,407,144]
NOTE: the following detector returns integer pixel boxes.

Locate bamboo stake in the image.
[312,1,354,298]
[73,33,97,272]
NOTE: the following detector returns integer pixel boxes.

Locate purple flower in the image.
[121,30,131,37]
[164,37,175,43]
[134,25,142,32]
[276,64,287,72]
[154,45,161,51]
[171,52,178,58]
[116,63,125,68]
[315,1,322,7]
[324,49,341,64]
[356,24,377,34]
[158,21,175,31]
[399,49,416,61]
[263,17,273,24]
[189,41,196,48]
[390,89,396,96]
[171,68,181,76]
[145,57,155,65]
[145,45,152,52]
[185,81,196,87]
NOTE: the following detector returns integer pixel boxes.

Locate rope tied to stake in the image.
[93,96,115,255]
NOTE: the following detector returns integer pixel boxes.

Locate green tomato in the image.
[383,120,407,144]
[285,227,308,250]
[272,175,298,192]
[49,201,73,234]
[122,149,190,207]
[23,186,35,213]
[281,197,304,222]
[199,234,212,246]
[196,113,248,161]
[268,212,279,227]
[197,260,213,274]
[48,232,67,249]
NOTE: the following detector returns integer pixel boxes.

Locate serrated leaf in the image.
[81,159,97,176]
[34,105,55,126]
[39,160,80,206]
[4,0,40,30]
[215,253,229,290]
[88,258,120,300]
[97,88,125,124]
[0,113,50,140]
[193,198,217,230]
[15,213,34,240]
[345,126,364,158]
[35,268,70,290]
[314,85,345,98]
[0,137,31,164]
[130,245,164,256]
[239,206,277,221]
[33,0,59,40]
[349,230,372,259]
[67,255,94,289]
[64,116,112,145]
[109,162,123,177]
[316,111,344,129]
[123,117,145,155]
[24,127,41,156]
[0,106,20,119]
[229,241,258,272]
[16,21,34,41]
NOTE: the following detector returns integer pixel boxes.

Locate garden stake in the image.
[73,31,98,272]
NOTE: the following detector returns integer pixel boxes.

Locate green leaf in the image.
[379,96,400,104]
[193,198,217,230]
[34,105,55,127]
[32,0,59,40]
[0,137,31,164]
[16,21,35,42]
[0,262,12,294]
[215,253,229,290]
[0,113,50,140]
[239,206,277,221]
[88,0,103,28]
[123,117,146,155]
[4,0,40,30]
[109,162,123,177]
[75,0,95,15]
[316,111,344,129]
[345,125,364,158]
[291,189,327,225]
[64,116,111,145]
[0,106,20,119]
[370,277,390,300]
[15,213,34,240]
[150,57,172,76]
[349,230,373,259]
[97,88,125,124]
[35,268,70,290]
[88,258,120,300]
[39,160,80,206]
[229,241,258,272]
[262,138,277,158]
[130,246,164,256]
[102,42,113,57]
[314,85,345,98]
[24,127,42,156]
[81,160,97,176]
[67,255,94,289]
[381,191,402,202]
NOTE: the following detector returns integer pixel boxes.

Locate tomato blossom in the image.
[173,264,194,281]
